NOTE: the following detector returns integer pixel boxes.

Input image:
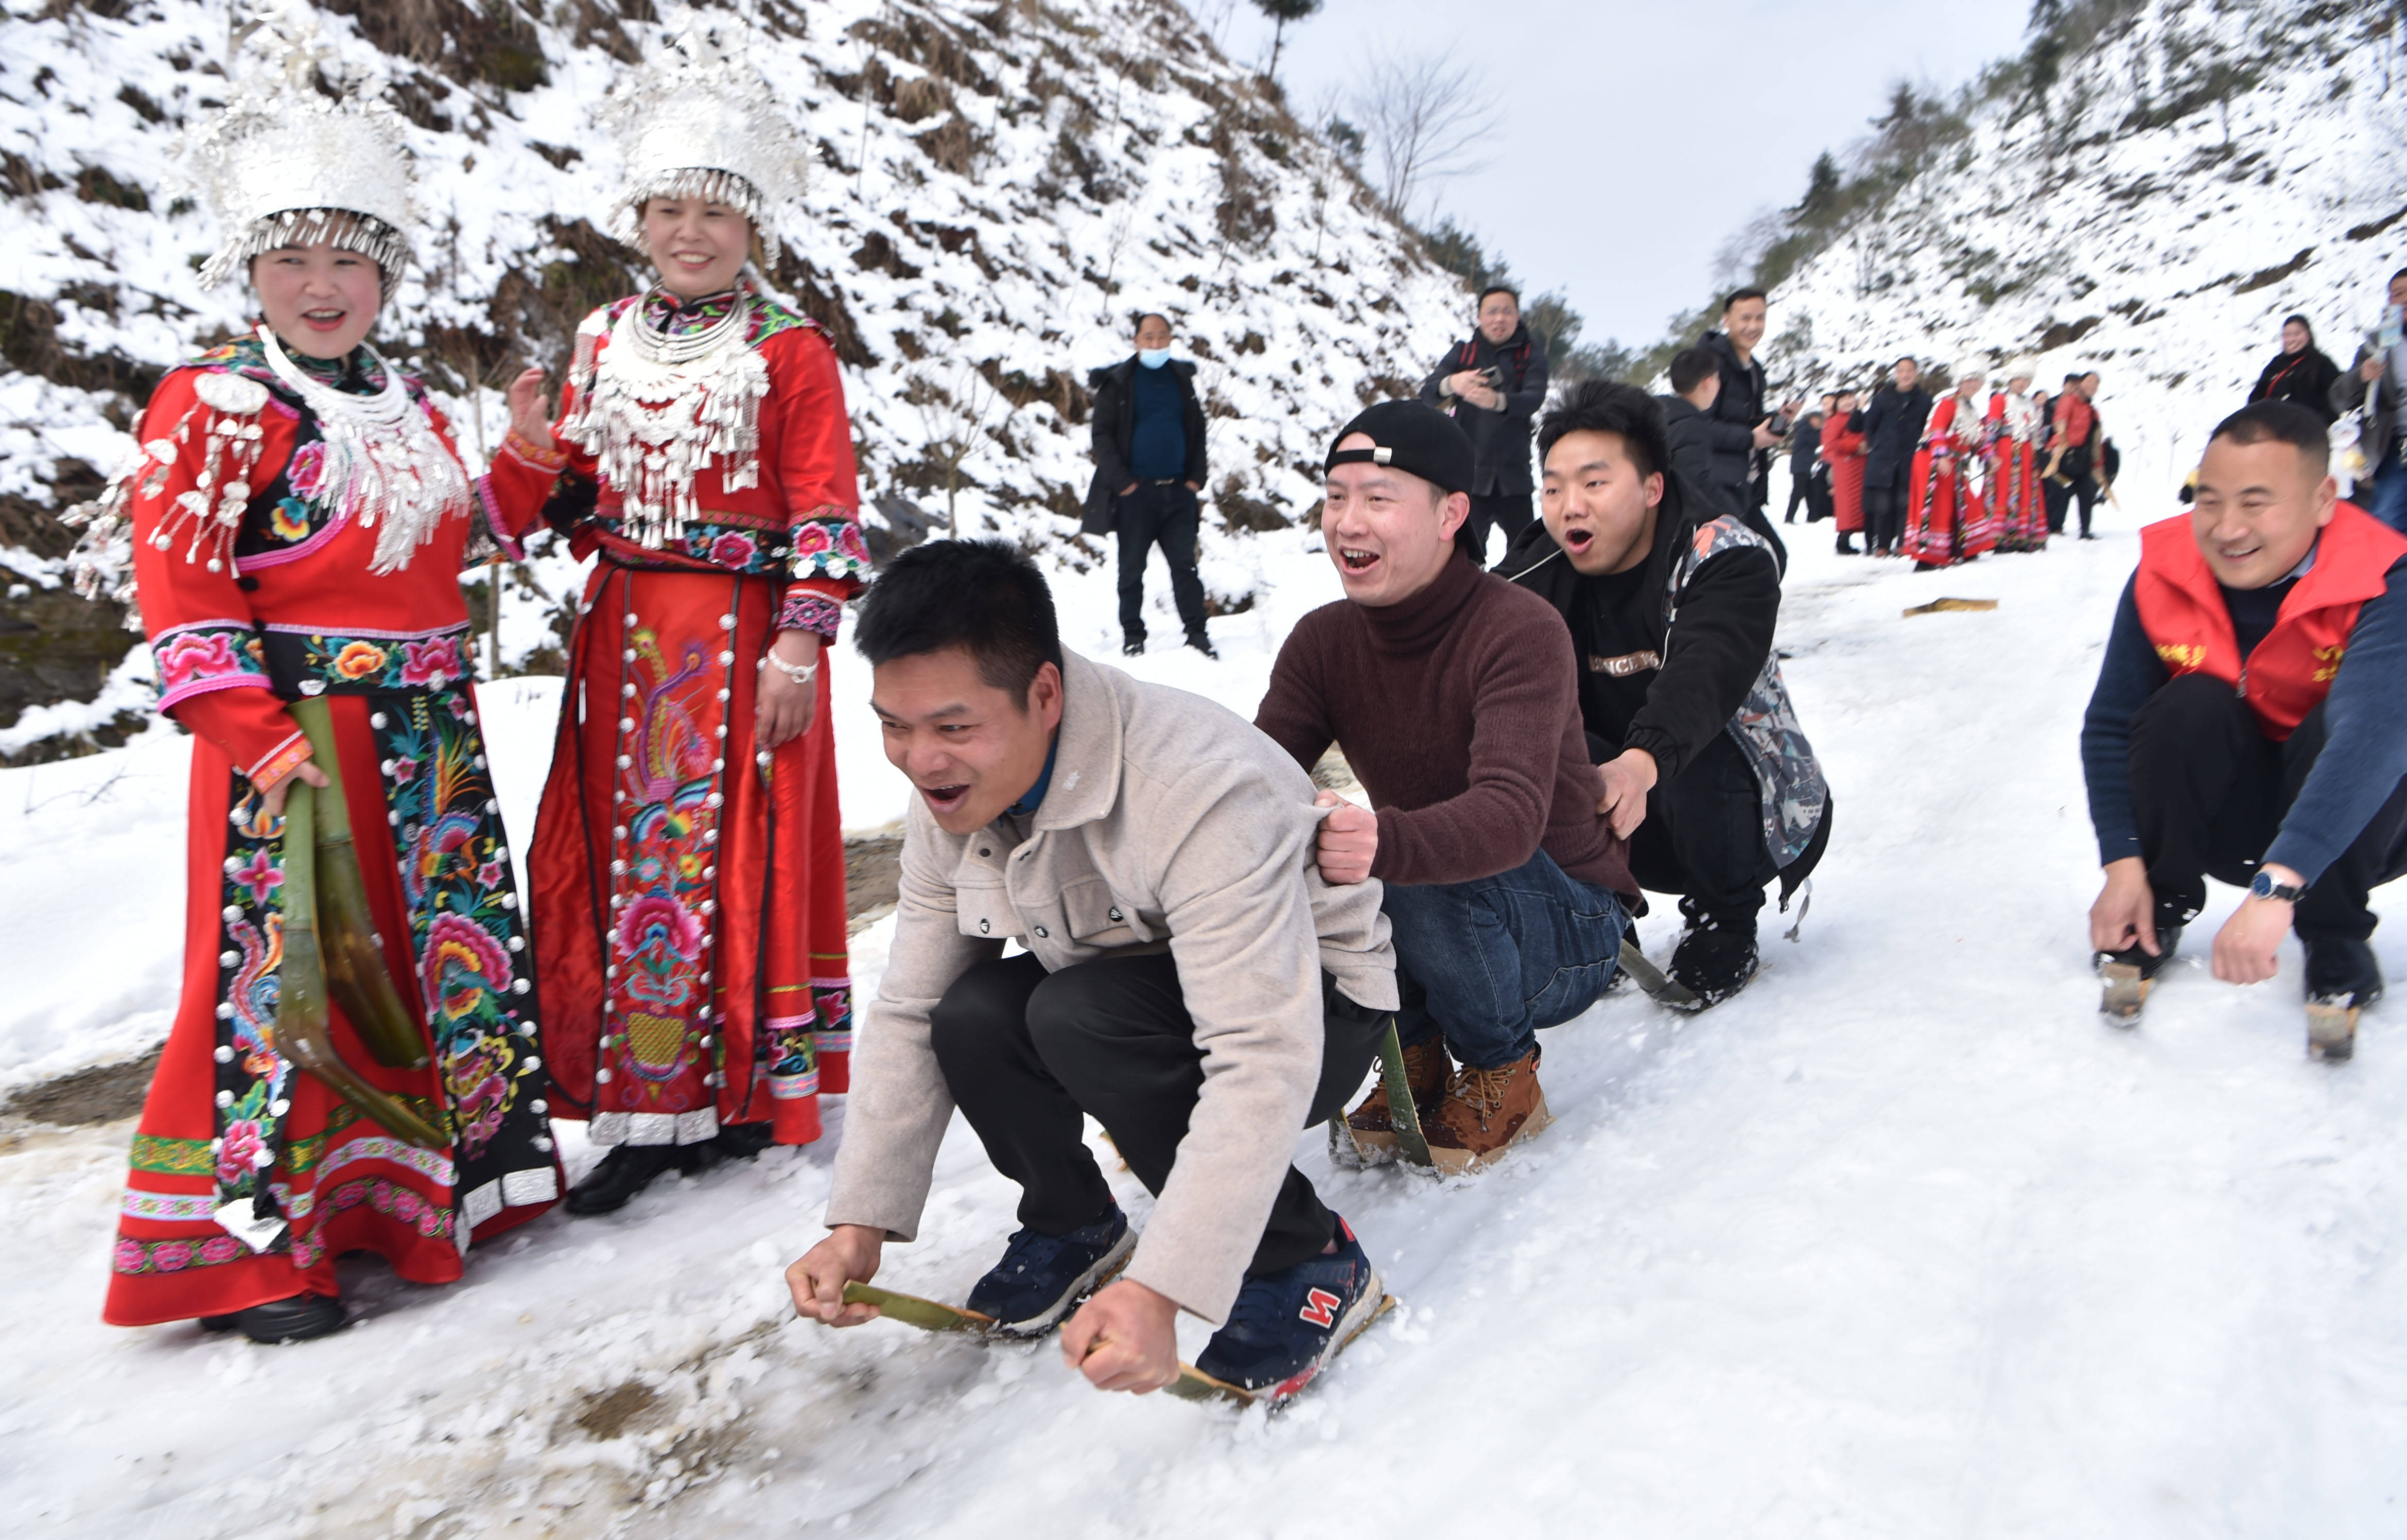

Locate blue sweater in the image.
[2081,552,2407,882]
[1128,363,1188,481]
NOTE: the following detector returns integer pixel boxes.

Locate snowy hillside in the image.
[0,0,1463,742]
[1763,0,2407,504]
[11,530,2407,1535]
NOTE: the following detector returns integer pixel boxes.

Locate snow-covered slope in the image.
[11,529,2407,1535]
[0,0,1461,737]
[1766,0,2407,503]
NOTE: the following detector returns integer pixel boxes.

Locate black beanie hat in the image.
[1324,400,1475,497]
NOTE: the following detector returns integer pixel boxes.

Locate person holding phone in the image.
[1419,286,1549,565]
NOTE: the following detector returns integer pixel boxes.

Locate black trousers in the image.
[1626,731,1829,922]
[2131,674,2407,939]
[2044,472,2099,536]
[1115,482,1207,640]
[928,952,1388,1276]
[1464,492,1534,565]
[1864,482,1908,552]
[1784,478,1830,523]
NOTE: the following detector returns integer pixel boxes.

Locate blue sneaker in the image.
[964,1205,1135,1336]
[1195,1217,1385,1396]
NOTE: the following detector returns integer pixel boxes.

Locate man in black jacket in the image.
[1418,286,1549,565]
[1696,289,1796,517]
[1082,312,1213,658]
[1855,356,1933,557]
[1661,346,1786,572]
[1785,408,1827,524]
[1498,379,1832,1007]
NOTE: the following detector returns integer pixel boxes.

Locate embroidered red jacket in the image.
[479,289,866,637]
[2132,503,2407,740]
[127,338,481,790]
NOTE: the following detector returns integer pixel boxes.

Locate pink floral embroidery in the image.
[159,631,241,690]
[834,522,870,563]
[286,440,327,499]
[216,1119,267,1185]
[421,912,513,1024]
[232,849,283,906]
[476,859,505,889]
[391,758,420,785]
[617,893,704,961]
[709,531,760,568]
[400,636,463,688]
[790,522,834,558]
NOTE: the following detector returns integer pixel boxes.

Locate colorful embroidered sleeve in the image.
[764,325,869,597]
[125,367,307,785]
[775,577,847,642]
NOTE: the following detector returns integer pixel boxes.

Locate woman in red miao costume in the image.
[1904,359,1998,570]
[483,28,868,1215]
[89,22,559,1343]
[1987,358,2047,552]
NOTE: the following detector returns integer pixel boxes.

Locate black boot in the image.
[2301,933,2383,1008]
[1836,536,1858,555]
[565,1143,681,1215]
[1122,632,1145,657]
[200,1292,348,1344]
[681,1121,775,1172]
[1184,629,1218,660]
[1666,905,1760,1011]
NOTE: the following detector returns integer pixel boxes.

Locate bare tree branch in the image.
[1350,50,1501,220]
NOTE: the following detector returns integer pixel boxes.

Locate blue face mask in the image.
[1138,347,1172,369]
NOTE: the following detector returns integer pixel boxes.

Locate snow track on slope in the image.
[7,529,2406,1536]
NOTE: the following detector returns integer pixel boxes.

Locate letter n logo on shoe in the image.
[1298,1287,1341,1327]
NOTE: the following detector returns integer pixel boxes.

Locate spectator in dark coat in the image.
[1785,410,1827,524]
[1854,356,1934,557]
[1694,289,1796,516]
[1082,312,1213,658]
[1419,285,1549,564]
[2331,267,2407,532]
[2250,314,2341,425]
[1660,347,1785,573]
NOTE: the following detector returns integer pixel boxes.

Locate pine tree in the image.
[1792,152,1842,224]
[1252,0,1322,82]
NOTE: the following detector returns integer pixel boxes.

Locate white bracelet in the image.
[760,652,818,686]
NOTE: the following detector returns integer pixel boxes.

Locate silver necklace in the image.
[256,325,471,573]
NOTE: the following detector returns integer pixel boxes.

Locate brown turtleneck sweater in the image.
[1255,551,1635,896]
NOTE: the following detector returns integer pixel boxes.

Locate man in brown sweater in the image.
[1257,400,1636,1172]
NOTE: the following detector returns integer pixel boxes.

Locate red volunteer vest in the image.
[2132,502,2407,740]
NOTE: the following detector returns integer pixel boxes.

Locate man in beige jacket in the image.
[787,540,1397,1399]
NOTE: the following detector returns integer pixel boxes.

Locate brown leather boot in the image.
[1423,1051,1551,1173]
[1340,1036,1451,1160]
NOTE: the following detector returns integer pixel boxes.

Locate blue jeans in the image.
[2363,444,2407,533]
[1379,849,1629,1070]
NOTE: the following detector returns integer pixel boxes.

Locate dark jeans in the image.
[1115,482,1207,641]
[1784,478,1830,523]
[1864,482,1907,552]
[1464,492,1534,565]
[928,952,1387,1273]
[1626,730,1829,922]
[2130,674,2407,940]
[1380,848,1628,1070]
[2362,443,2407,533]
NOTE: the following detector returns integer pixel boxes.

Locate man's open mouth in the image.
[1563,527,1594,552]
[1339,547,1380,573]
[919,782,970,813]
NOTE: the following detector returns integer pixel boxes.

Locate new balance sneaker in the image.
[1194,1217,1384,1396]
[1422,1050,1551,1174]
[1341,1036,1450,1159]
[1667,906,1759,1010]
[964,1205,1135,1336]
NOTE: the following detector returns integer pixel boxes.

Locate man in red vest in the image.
[2082,401,2407,1056]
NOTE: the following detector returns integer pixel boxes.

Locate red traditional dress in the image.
[102,330,560,1326]
[1904,389,1996,568]
[1821,410,1867,535]
[1986,388,2046,552]
[480,285,867,1150]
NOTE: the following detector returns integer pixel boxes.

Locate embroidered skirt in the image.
[529,562,851,1149]
[1904,453,1995,568]
[106,655,560,1326]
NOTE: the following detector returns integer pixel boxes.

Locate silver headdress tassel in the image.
[603,20,809,268]
[187,2,415,299]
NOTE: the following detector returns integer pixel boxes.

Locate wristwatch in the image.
[2249,871,2306,903]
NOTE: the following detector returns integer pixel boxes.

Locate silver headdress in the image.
[188,2,414,298]
[605,22,808,268]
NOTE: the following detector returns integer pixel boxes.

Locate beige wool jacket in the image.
[825,649,1398,1325]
